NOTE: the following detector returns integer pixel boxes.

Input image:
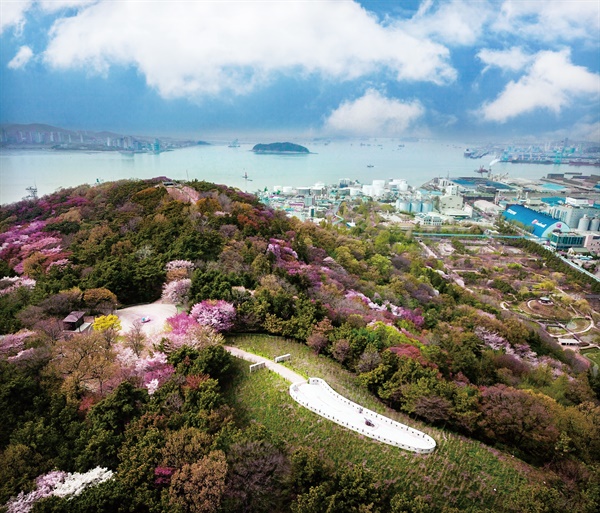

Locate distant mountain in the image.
[252,142,309,154]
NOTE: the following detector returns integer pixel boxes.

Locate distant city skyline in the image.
[1,0,599,141]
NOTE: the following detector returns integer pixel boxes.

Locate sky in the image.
[0,0,599,141]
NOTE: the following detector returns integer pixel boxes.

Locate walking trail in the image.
[224,345,436,454]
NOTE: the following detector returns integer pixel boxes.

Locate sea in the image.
[0,139,566,206]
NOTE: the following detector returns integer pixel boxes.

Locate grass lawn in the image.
[581,348,600,368]
[224,334,538,512]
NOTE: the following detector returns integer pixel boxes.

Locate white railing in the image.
[289,378,436,454]
[249,362,266,372]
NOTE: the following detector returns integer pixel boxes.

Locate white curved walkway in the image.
[225,346,436,454]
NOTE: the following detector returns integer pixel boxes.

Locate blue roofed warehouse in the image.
[502,204,569,238]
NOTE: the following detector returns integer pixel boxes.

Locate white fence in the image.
[274,353,291,363]
[249,362,266,372]
[289,378,436,454]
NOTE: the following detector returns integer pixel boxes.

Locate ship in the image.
[568,159,600,167]
[228,139,240,148]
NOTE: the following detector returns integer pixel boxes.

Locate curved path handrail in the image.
[224,346,436,454]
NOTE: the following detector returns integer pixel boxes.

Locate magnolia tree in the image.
[190,300,235,332]
[5,467,113,513]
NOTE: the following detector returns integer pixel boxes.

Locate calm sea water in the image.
[0,139,559,205]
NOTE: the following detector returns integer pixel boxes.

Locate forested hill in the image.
[251,142,309,153]
[1,178,600,512]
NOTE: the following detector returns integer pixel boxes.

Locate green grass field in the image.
[224,334,537,512]
[581,348,600,368]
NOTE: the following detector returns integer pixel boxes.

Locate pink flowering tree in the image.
[160,313,225,351]
[189,300,236,332]
[114,346,175,395]
[162,278,192,305]
[0,276,36,296]
[0,330,34,357]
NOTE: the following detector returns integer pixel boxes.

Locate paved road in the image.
[224,346,307,383]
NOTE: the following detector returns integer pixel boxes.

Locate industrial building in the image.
[549,232,585,251]
[502,204,569,238]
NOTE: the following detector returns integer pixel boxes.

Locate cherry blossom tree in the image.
[190,300,235,332]
[162,278,192,305]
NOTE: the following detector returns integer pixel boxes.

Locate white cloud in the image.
[494,0,600,44]
[542,120,600,143]
[324,89,424,136]
[39,0,97,12]
[477,47,533,73]
[7,45,33,69]
[402,0,492,46]
[0,0,33,35]
[41,0,456,99]
[480,50,600,123]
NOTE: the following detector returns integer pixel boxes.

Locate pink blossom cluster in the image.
[0,330,34,357]
[0,276,37,296]
[114,347,174,394]
[154,466,175,486]
[267,239,298,262]
[47,258,70,270]
[159,313,224,351]
[165,260,195,271]
[475,327,566,377]
[166,312,199,335]
[5,467,113,513]
[345,290,424,327]
[190,300,236,332]
[7,348,39,365]
[161,278,192,305]
[0,221,70,274]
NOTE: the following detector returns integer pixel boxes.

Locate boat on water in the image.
[228,139,240,148]
[367,164,374,168]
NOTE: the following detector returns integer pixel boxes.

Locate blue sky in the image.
[1,0,599,141]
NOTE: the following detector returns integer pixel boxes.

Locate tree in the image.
[92,314,122,349]
[83,288,118,315]
[306,332,328,355]
[189,300,235,332]
[162,279,192,306]
[168,451,228,513]
[51,332,116,397]
[222,440,290,513]
[161,427,212,468]
[479,384,560,460]
[124,319,145,357]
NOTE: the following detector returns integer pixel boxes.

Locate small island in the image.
[252,142,310,154]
